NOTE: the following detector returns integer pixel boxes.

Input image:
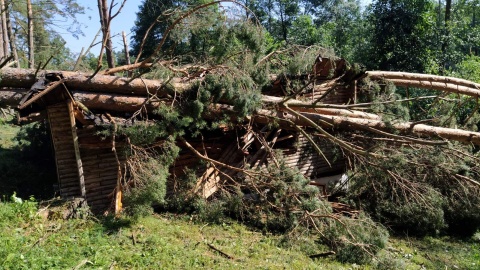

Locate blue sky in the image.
[61,1,141,55]
[62,0,373,56]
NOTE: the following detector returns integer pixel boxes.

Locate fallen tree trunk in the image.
[0,68,192,96]
[252,108,480,145]
[384,79,480,98]
[208,105,480,146]
[3,67,480,146]
[0,88,26,107]
[73,91,381,120]
[72,92,159,113]
[367,71,480,90]
[3,67,480,102]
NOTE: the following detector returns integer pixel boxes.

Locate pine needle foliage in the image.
[321,214,389,264]
[122,138,180,219]
[346,143,480,236]
[159,154,389,264]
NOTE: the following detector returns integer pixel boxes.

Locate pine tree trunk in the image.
[367,71,480,98]
[251,108,480,145]
[0,88,23,107]
[27,0,34,68]
[4,0,17,67]
[0,67,188,96]
[441,0,452,73]
[97,0,115,69]
[0,0,8,58]
[0,0,4,60]
[3,67,480,145]
[122,31,131,77]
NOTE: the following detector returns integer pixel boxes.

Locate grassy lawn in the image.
[0,199,479,270]
[0,117,19,149]
[0,201,344,269]
[384,236,480,269]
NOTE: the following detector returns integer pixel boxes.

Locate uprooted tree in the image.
[2,3,480,264]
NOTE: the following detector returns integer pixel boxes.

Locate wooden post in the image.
[67,100,86,198]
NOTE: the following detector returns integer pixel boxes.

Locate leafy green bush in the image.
[0,193,38,226]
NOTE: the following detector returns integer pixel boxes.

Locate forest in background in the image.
[1,0,480,77]
[2,0,480,267]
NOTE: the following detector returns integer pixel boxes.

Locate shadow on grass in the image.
[100,215,133,233]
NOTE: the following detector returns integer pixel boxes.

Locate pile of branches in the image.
[2,52,480,261]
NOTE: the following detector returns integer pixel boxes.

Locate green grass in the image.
[0,201,343,269]
[383,236,480,269]
[0,200,479,270]
[0,118,19,149]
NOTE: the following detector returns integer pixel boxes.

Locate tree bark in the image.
[367,71,480,89]
[0,0,4,60]
[122,31,131,77]
[251,108,480,145]
[383,79,480,98]
[1,2,7,56]
[3,67,480,145]
[0,0,8,58]
[97,0,115,69]
[0,88,24,107]
[4,0,17,67]
[0,67,190,96]
[4,67,480,100]
[27,0,34,68]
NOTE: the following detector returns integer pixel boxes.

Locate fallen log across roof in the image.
[3,64,480,148]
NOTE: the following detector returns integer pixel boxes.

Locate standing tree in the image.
[3,0,84,69]
[26,0,33,68]
[303,0,364,61]
[366,0,436,72]
[0,0,9,59]
[97,0,126,69]
[4,0,18,66]
[130,0,199,61]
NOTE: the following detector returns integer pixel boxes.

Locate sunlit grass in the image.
[1,199,479,269]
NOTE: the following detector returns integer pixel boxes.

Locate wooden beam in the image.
[68,100,86,198]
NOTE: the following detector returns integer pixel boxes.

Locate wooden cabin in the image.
[17,58,355,213]
[18,74,125,213]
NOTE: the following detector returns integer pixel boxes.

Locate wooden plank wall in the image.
[303,83,354,105]
[76,127,124,213]
[281,134,345,178]
[47,103,83,198]
[80,147,123,213]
